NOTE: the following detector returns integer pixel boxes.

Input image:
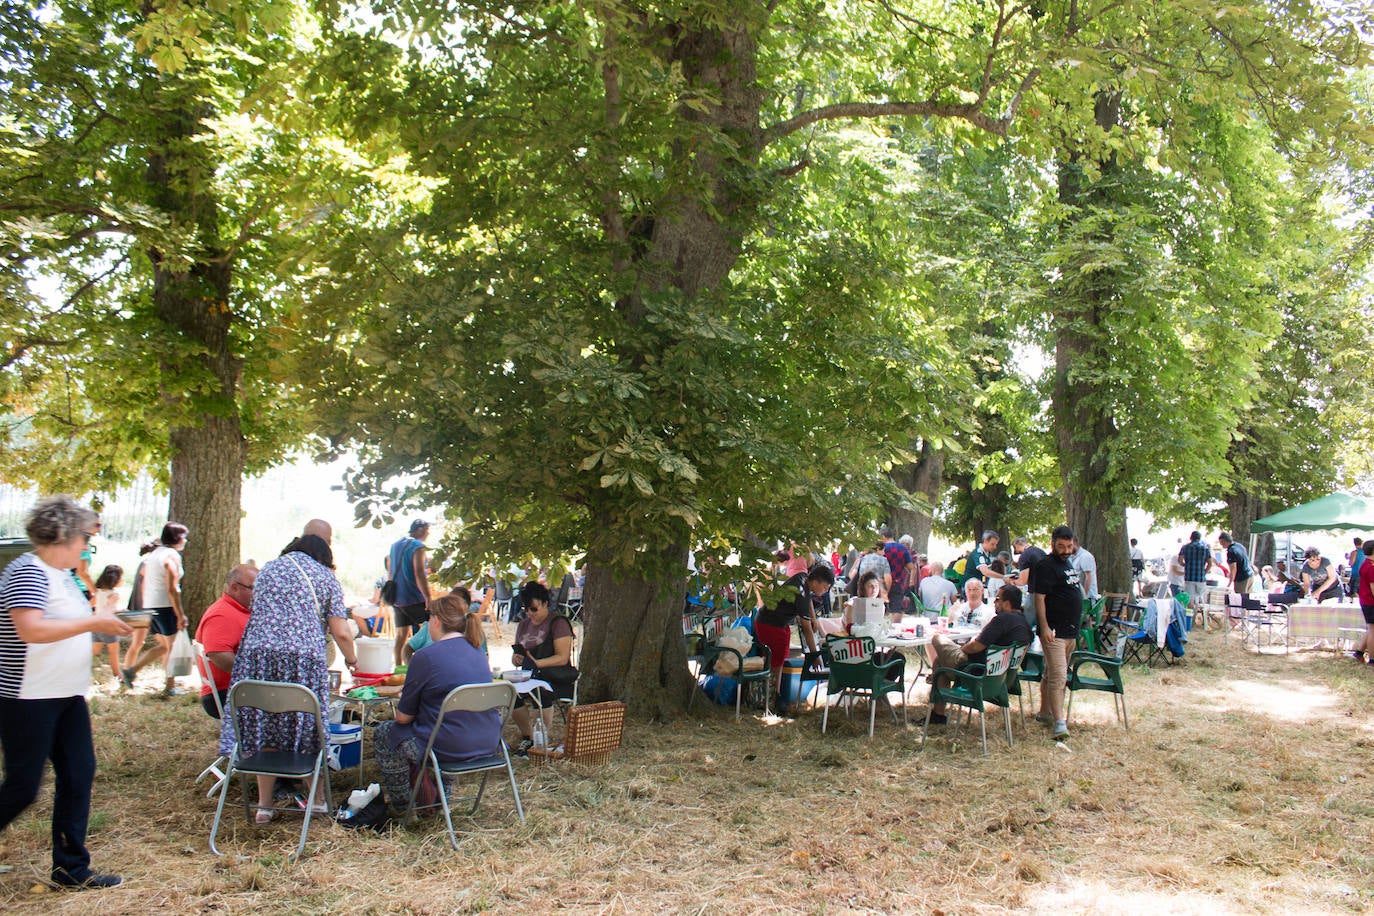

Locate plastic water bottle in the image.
[531,716,548,750]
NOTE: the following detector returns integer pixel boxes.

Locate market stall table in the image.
[1285,602,1366,651]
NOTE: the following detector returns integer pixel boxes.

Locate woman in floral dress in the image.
[220,534,359,822]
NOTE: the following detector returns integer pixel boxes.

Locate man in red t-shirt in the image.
[1354,544,1374,665]
[194,564,258,718]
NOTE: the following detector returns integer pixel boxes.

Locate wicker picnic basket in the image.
[528,701,626,765]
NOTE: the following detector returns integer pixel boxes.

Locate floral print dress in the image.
[219,552,347,757]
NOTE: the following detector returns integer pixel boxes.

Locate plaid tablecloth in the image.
[1287,603,1365,641]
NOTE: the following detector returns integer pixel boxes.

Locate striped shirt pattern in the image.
[0,552,93,699]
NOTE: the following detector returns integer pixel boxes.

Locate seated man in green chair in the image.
[926,585,1032,724]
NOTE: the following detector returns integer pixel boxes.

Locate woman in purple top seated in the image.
[374,590,501,815]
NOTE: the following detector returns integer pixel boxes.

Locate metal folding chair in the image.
[405,681,525,849]
[193,640,229,798]
[209,680,333,860]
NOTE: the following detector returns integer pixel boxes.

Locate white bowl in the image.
[502,669,532,683]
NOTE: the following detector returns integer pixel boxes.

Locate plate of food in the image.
[115,609,154,627]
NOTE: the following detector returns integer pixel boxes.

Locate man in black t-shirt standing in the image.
[1033,525,1082,740]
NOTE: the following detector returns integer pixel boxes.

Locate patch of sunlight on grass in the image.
[1197,678,1339,721]
[1024,879,1249,915]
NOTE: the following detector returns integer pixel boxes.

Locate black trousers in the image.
[0,695,98,879]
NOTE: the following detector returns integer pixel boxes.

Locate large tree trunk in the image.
[148,93,245,629]
[1051,90,1132,598]
[578,545,694,720]
[583,20,762,717]
[888,442,944,554]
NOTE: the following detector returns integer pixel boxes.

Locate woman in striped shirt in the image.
[0,496,131,890]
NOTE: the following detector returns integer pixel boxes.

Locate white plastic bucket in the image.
[355,637,393,674]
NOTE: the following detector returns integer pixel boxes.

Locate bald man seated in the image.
[194,564,259,718]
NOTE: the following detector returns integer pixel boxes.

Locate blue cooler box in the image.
[327,722,362,770]
[779,656,818,706]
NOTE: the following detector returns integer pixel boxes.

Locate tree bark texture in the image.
[1226,490,1270,567]
[1051,91,1132,597]
[888,442,944,555]
[148,94,245,628]
[578,546,694,720]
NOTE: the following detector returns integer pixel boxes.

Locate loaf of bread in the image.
[383,673,406,686]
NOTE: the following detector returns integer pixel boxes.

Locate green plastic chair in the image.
[1078,596,1107,654]
[1016,647,1044,721]
[920,645,1016,754]
[821,636,905,737]
[999,643,1032,731]
[690,639,773,719]
[1066,634,1129,731]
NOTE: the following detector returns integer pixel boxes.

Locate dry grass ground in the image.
[1,626,1371,915]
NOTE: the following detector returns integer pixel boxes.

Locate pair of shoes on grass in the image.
[927,712,948,725]
[511,737,534,757]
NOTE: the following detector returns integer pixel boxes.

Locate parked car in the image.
[1,537,32,573]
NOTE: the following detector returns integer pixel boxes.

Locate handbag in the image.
[538,664,579,687]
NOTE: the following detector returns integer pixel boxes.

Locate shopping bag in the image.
[168,630,194,677]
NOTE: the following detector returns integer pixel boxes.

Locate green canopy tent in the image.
[1251,493,1374,592]
[1251,493,1374,533]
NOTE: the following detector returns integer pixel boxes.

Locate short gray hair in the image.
[25,496,98,547]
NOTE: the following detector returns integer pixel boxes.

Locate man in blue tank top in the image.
[387,520,432,667]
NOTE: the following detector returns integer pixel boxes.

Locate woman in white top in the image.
[121,522,188,696]
[0,496,131,889]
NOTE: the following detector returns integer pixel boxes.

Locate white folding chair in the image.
[209,680,333,860]
[193,640,229,798]
[405,681,525,849]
